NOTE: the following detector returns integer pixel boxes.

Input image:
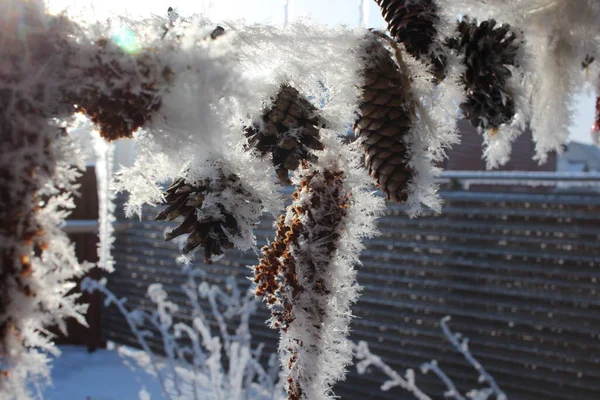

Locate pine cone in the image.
[155,172,243,264]
[73,25,224,141]
[244,84,325,184]
[70,38,165,141]
[447,18,520,130]
[354,35,414,202]
[375,0,439,59]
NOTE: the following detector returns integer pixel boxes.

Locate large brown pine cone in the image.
[354,35,414,203]
[446,18,520,130]
[154,172,243,264]
[244,84,325,184]
[375,0,440,59]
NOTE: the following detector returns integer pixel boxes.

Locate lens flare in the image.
[112,26,140,55]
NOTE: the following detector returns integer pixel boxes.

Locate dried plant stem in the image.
[255,166,351,400]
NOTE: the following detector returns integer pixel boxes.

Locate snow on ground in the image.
[42,345,162,400]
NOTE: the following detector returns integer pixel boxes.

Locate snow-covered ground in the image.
[43,345,162,400]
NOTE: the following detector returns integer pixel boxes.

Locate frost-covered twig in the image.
[355,316,507,400]
[0,2,91,396]
[82,263,283,400]
[358,0,369,28]
[354,341,432,400]
[439,316,507,400]
[256,166,353,400]
[82,277,172,398]
[420,360,466,400]
[254,132,383,399]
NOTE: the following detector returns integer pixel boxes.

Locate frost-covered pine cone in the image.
[447,18,520,131]
[375,0,439,59]
[65,37,167,142]
[155,172,246,264]
[244,84,325,184]
[375,0,446,79]
[70,23,228,142]
[354,34,414,203]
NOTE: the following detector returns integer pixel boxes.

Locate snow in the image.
[42,346,163,400]
[43,343,282,400]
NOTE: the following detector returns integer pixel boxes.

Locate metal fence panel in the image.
[103,177,600,400]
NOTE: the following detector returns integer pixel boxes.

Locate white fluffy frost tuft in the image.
[400,52,463,215]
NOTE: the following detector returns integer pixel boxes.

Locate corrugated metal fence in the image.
[103,173,600,400]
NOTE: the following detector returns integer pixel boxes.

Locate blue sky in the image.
[48,0,595,145]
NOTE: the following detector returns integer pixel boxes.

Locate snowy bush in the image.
[2,0,600,399]
[81,265,284,400]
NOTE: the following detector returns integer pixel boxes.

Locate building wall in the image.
[444,121,557,171]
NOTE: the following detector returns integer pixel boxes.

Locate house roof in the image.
[561,141,600,170]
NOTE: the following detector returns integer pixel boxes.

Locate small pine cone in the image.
[354,34,414,202]
[72,25,226,141]
[155,173,243,264]
[447,18,520,130]
[245,84,325,184]
[375,0,440,60]
[70,38,166,141]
